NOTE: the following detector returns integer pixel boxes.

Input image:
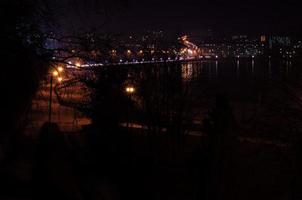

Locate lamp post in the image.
[125,86,135,94]
[125,85,135,130]
[48,68,64,123]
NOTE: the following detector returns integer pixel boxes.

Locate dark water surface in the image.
[91,58,302,139]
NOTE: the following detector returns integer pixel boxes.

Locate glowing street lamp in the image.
[125,85,135,130]
[58,66,64,72]
[125,86,135,94]
[52,70,59,77]
[49,68,64,123]
[75,62,81,68]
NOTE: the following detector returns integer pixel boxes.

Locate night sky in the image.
[50,0,302,36]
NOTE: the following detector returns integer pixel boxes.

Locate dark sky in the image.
[50,0,302,36]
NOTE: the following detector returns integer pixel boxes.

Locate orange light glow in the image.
[58,66,64,72]
[125,86,135,94]
[75,62,81,67]
[52,71,59,76]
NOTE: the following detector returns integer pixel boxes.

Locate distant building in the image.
[268,36,291,49]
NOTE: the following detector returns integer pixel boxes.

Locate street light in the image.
[125,86,135,94]
[75,62,81,68]
[58,66,64,72]
[125,85,136,130]
[48,68,64,123]
[53,71,59,77]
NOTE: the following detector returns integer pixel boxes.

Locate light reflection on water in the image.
[88,59,302,134]
[120,59,300,104]
[181,63,193,80]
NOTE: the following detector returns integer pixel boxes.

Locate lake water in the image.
[89,58,302,138]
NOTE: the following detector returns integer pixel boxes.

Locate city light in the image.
[52,71,59,77]
[75,62,81,67]
[125,86,135,94]
[58,66,64,72]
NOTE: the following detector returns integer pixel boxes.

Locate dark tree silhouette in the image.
[203,94,238,200]
[0,0,54,163]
